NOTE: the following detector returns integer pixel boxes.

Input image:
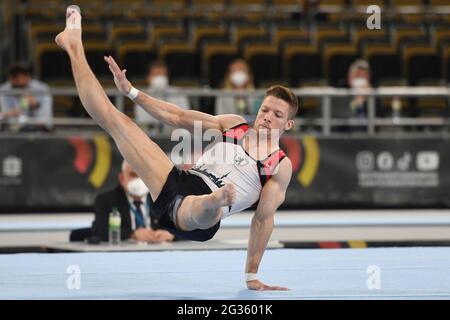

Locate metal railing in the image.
[1,86,449,136]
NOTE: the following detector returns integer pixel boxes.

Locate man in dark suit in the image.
[92,160,176,243]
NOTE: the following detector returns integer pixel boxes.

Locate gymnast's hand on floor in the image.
[246,279,289,291]
[154,230,175,242]
[104,55,132,95]
[131,228,158,243]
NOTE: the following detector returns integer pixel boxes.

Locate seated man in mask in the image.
[92,160,176,243]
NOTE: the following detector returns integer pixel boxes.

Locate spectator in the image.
[347,59,372,119]
[0,63,53,131]
[91,160,176,243]
[134,60,189,129]
[215,59,260,116]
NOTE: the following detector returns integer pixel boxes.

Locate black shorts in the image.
[151,167,220,242]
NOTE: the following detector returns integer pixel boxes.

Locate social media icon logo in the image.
[416,152,439,171]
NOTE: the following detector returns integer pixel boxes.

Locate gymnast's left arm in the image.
[245,158,292,291]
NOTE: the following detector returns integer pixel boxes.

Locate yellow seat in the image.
[202,43,239,87]
[403,45,440,85]
[118,43,154,63]
[229,0,265,5]
[191,0,226,5]
[111,24,146,44]
[403,45,437,71]
[152,0,186,5]
[443,45,450,80]
[391,0,424,6]
[274,28,309,47]
[316,27,348,46]
[394,28,426,48]
[233,26,268,46]
[433,28,450,47]
[323,44,359,84]
[351,0,385,6]
[363,44,397,60]
[430,0,450,4]
[150,25,185,46]
[192,26,228,48]
[354,29,387,47]
[159,43,196,58]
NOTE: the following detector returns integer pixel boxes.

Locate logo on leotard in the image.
[234,153,249,166]
[191,164,230,189]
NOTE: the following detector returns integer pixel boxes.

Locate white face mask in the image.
[126,178,149,197]
[351,77,368,88]
[151,75,169,89]
[230,71,248,87]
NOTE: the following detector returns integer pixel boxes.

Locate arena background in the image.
[0,0,450,300]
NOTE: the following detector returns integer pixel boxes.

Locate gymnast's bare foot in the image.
[205,184,236,209]
[55,5,82,53]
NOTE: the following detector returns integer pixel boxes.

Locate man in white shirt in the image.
[0,63,53,131]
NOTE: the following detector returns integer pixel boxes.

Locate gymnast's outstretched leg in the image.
[55,5,173,201]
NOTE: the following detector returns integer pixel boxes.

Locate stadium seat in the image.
[151,0,186,7]
[391,0,424,7]
[229,0,265,6]
[272,0,300,5]
[30,23,106,44]
[191,0,226,6]
[84,43,116,79]
[192,25,228,47]
[110,24,147,44]
[274,28,309,49]
[35,42,72,81]
[159,43,201,84]
[118,43,156,79]
[351,0,385,7]
[414,96,448,118]
[323,44,359,86]
[232,25,268,50]
[150,25,185,47]
[394,27,428,49]
[443,46,450,82]
[36,40,113,90]
[316,27,349,52]
[243,43,282,87]
[364,44,403,86]
[430,0,450,5]
[433,27,450,48]
[403,45,441,85]
[203,43,239,87]
[391,0,425,23]
[298,80,328,119]
[354,29,389,51]
[284,44,323,87]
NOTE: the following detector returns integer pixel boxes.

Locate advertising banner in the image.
[1,134,449,212]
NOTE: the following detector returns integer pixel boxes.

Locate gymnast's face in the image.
[254,96,294,138]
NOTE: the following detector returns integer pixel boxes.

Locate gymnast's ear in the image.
[284,119,294,131]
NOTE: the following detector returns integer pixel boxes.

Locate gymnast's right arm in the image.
[104,56,245,132]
